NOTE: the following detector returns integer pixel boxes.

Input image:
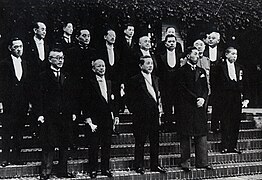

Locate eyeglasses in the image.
[49,55,65,60]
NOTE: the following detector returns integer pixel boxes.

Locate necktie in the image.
[167,50,176,68]
[38,41,45,61]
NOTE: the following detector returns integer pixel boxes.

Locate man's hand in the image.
[242,99,249,108]
[85,118,97,132]
[72,114,77,121]
[114,117,120,125]
[197,98,205,108]
[38,116,45,123]
[120,84,125,97]
[0,102,3,113]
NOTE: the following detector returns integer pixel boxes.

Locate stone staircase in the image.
[0,108,262,179]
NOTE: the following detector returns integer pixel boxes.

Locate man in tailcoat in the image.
[37,48,76,180]
[156,34,182,129]
[213,47,249,154]
[126,55,166,174]
[0,37,30,166]
[176,47,212,171]
[82,59,119,178]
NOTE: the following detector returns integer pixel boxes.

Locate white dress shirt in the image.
[34,36,45,61]
[106,44,115,66]
[96,75,108,102]
[140,49,151,56]
[226,60,237,81]
[11,54,23,81]
[209,46,217,62]
[167,49,176,68]
[141,71,157,102]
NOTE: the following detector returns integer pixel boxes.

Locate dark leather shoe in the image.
[57,172,75,178]
[90,171,97,179]
[135,167,145,174]
[101,170,113,177]
[181,166,191,172]
[151,166,166,173]
[221,148,228,153]
[230,148,242,154]
[196,165,213,170]
[40,174,50,180]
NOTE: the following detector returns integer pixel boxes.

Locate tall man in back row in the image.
[126,55,166,174]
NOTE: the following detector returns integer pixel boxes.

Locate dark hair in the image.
[9,37,22,46]
[49,48,63,56]
[75,28,89,37]
[124,23,134,30]
[139,55,152,65]
[164,34,177,42]
[62,22,72,28]
[103,27,115,36]
[33,21,44,29]
[225,47,237,54]
[184,46,198,56]
[165,26,176,32]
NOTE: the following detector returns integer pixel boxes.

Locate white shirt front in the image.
[226,60,237,81]
[141,71,157,102]
[11,54,23,81]
[106,44,115,66]
[167,49,176,68]
[209,46,217,62]
[96,75,108,102]
[140,49,151,56]
[34,36,45,61]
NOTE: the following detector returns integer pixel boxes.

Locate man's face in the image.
[9,40,23,58]
[139,36,151,50]
[187,49,199,65]
[165,37,176,51]
[193,40,206,53]
[166,27,176,36]
[49,51,64,69]
[63,23,73,35]
[77,29,90,45]
[207,32,220,46]
[140,57,154,74]
[124,26,134,38]
[93,59,106,77]
[104,30,116,44]
[34,22,46,40]
[226,49,237,63]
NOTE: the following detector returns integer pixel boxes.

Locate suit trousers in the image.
[88,128,112,172]
[180,135,208,168]
[41,146,68,176]
[134,125,159,169]
[220,91,241,151]
[1,113,26,164]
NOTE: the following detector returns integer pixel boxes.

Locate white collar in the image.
[34,36,44,44]
[96,75,105,81]
[11,54,22,62]
[106,43,114,49]
[50,66,60,72]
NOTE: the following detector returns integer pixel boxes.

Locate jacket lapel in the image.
[90,76,108,103]
[138,73,157,103]
[195,67,201,82]
[235,63,240,81]
[222,62,230,81]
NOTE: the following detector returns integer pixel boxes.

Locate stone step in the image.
[4,138,261,162]
[1,158,262,179]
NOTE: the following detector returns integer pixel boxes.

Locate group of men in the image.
[0,21,249,179]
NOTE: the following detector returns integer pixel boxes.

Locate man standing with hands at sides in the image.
[37,48,76,180]
[82,59,119,178]
[176,47,213,172]
[213,47,249,154]
[126,56,166,175]
[0,37,30,167]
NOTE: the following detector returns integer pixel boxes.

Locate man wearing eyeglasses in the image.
[36,48,76,180]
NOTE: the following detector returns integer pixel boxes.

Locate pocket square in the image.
[200,74,205,78]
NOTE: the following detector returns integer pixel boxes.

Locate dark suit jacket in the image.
[38,68,75,147]
[126,73,160,131]
[203,45,224,63]
[118,38,138,83]
[0,56,30,116]
[96,44,121,82]
[82,74,118,132]
[176,64,208,136]
[213,61,250,101]
[25,38,50,77]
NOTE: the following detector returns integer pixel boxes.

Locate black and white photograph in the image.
[0,0,262,179]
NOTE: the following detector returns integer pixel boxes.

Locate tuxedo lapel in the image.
[195,68,201,82]
[138,73,157,103]
[90,76,108,103]
[106,79,111,102]
[235,63,240,81]
[222,63,230,81]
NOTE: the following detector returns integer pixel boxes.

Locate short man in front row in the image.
[82,59,119,178]
[37,48,76,180]
[176,47,212,171]
[126,55,166,174]
[213,47,249,154]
